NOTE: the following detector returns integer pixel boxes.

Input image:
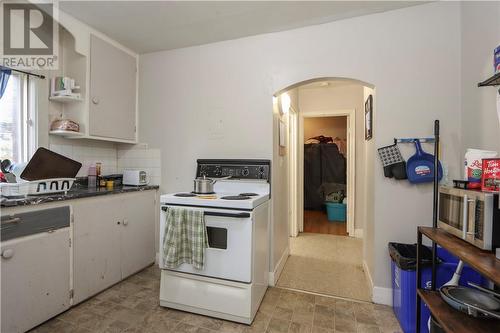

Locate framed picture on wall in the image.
[365,94,373,140]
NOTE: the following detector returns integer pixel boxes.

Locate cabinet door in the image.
[120,191,156,278]
[1,229,71,333]
[89,34,137,141]
[72,196,122,304]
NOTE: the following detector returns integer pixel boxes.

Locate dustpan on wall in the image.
[406,140,442,184]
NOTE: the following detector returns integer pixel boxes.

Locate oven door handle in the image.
[204,212,251,218]
[160,207,250,218]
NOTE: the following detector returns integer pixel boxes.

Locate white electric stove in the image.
[159,159,271,324]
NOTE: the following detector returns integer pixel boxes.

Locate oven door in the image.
[159,205,253,283]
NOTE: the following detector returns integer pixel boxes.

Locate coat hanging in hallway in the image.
[304,143,346,210]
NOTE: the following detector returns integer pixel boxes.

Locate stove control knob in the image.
[242,168,250,177]
[199,165,207,176]
[214,167,222,176]
[258,166,266,179]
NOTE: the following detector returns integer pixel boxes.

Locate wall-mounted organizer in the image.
[378,133,441,183]
[394,137,435,144]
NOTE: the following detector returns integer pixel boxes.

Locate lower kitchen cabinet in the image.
[120,191,156,278]
[72,190,156,304]
[1,228,71,333]
[72,195,123,304]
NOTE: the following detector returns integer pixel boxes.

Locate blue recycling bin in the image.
[390,244,484,333]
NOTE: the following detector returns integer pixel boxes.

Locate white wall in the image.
[460,2,500,159]
[303,116,347,143]
[139,2,462,295]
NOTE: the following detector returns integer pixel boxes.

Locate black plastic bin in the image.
[388,242,434,271]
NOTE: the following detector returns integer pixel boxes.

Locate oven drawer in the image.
[160,270,253,322]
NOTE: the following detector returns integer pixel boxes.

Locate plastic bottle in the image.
[88,165,97,188]
[0,159,27,182]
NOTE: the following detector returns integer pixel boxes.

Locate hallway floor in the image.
[304,210,348,236]
[30,264,401,333]
[277,233,371,302]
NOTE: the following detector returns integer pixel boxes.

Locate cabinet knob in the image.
[1,249,14,259]
[92,97,100,105]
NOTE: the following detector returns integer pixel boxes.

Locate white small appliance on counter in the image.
[123,169,148,186]
[159,159,271,324]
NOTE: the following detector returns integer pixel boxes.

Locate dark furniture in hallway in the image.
[304,143,346,210]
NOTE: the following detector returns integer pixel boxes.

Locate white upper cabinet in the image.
[89,34,137,141]
[49,17,139,144]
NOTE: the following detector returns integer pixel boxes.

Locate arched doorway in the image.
[272,77,375,302]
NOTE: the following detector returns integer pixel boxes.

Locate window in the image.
[0,73,37,163]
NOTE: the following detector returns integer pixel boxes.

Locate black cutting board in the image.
[20,147,82,181]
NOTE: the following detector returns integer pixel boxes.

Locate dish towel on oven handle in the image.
[162,207,208,270]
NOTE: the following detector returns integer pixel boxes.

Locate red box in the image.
[481,158,500,192]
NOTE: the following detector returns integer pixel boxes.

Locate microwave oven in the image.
[438,186,500,250]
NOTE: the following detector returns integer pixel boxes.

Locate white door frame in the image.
[288,107,299,237]
[292,109,356,237]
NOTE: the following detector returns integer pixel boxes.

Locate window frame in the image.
[0,72,37,163]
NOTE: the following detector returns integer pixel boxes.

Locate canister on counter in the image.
[464,149,498,189]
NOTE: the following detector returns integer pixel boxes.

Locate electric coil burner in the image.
[159,159,271,324]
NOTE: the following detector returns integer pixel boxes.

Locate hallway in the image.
[277,233,371,302]
[303,210,348,236]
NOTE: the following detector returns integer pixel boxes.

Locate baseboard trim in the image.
[362,260,373,295]
[363,260,392,306]
[372,286,392,306]
[268,246,290,286]
[354,228,363,238]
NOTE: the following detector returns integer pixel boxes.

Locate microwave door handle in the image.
[466,198,477,240]
[462,195,468,239]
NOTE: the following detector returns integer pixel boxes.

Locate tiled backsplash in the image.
[48,140,161,186]
[49,141,118,177]
[117,146,161,186]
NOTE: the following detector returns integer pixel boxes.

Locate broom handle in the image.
[431,120,440,291]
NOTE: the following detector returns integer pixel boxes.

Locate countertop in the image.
[1,183,159,208]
